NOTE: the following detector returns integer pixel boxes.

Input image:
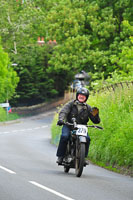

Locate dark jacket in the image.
[59,100,100,125]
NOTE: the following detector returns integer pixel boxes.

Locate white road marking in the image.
[0,165,16,174]
[11,130,18,133]
[41,125,48,128]
[29,181,75,200]
[0,125,48,135]
[27,128,33,131]
[19,129,26,132]
[3,132,10,134]
[34,127,40,129]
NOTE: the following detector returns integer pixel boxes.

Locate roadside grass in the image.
[51,85,133,175]
[0,107,20,122]
[88,86,133,169]
[51,111,62,145]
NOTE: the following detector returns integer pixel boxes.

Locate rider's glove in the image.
[57,120,64,126]
[90,107,99,116]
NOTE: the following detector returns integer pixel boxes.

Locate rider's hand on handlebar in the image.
[90,107,99,116]
[57,120,64,126]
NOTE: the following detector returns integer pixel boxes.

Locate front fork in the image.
[76,136,87,158]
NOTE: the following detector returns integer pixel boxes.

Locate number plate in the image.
[76,125,88,136]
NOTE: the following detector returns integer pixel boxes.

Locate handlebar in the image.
[86,125,103,130]
[63,122,103,130]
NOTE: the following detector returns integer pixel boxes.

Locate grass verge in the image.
[0,107,20,122]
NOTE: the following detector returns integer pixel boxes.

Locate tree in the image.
[45,0,133,81]
[0,0,46,54]
[0,0,132,105]
[0,40,19,102]
[10,44,58,106]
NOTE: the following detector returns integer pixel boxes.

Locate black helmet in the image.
[76,87,89,101]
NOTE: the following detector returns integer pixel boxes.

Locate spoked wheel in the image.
[75,143,85,177]
[64,165,70,173]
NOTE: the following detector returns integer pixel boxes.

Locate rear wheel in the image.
[75,143,85,177]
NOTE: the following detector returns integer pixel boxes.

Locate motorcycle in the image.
[57,118,103,177]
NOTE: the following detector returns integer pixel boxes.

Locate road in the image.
[0,110,132,200]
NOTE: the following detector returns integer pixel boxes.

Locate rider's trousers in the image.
[56,125,90,157]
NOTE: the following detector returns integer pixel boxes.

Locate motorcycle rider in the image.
[56,87,100,164]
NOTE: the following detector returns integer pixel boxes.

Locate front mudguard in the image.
[79,136,87,143]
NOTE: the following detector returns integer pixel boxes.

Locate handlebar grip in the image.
[65,122,73,126]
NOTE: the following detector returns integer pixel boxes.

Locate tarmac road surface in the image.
[0,110,132,200]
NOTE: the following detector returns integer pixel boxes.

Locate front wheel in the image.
[75,143,85,177]
[64,166,70,173]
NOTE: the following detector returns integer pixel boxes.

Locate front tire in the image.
[75,143,85,177]
[64,166,70,173]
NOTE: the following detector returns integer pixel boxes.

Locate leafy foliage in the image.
[10,44,58,106]
[0,0,132,105]
[0,107,6,121]
[0,40,19,102]
[0,107,19,122]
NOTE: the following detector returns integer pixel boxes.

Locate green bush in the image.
[0,107,19,122]
[51,110,62,145]
[0,107,7,121]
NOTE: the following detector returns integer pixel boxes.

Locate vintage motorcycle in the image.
[58,118,103,177]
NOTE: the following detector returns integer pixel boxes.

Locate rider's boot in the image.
[84,159,89,166]
[56,157,63,165]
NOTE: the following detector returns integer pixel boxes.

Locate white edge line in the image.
[29,181,75,200]
[3,132,10,134]
[34,127,40,130]
[0,126,48,135]
[41,125,48,128]
[0,165,16,174]
[11,130,18,133]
